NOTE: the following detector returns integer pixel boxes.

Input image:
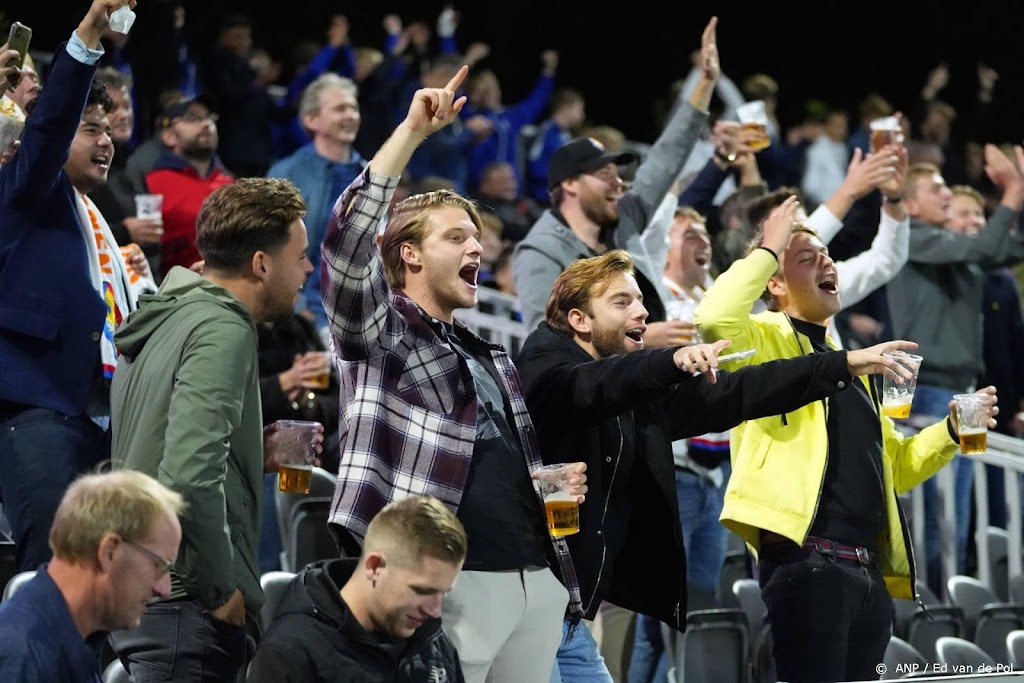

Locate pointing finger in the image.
[445,64,469,93]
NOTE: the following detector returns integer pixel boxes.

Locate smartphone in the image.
[717,348,756,363]
[5,22,31,90]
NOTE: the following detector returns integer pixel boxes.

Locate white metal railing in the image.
[458,290,530,355]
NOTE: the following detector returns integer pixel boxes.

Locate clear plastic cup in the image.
[534,464,579,537]
[881,352,923,419]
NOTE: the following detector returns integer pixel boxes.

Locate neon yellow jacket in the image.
[695,248,959,599]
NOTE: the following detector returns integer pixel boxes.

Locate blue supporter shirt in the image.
[0,566,102,682]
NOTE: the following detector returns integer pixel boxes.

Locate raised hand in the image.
[699,17,719,82]
[877,143,909,200]
[80,0,137,47]
[402,65,469,137]
[840,148,897,200]
[0,43,21,93]
[760,195,801,255]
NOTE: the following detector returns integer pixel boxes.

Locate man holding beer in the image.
[694,195,999,683]
[321,65,586,682]
[109,178,323,682]
[517,248,921,680]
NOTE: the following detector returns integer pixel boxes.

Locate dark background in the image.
[13,0,1024,143]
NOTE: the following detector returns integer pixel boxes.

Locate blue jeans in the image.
[551,618,613,682]
[0,405,108,571]
[627,464,731,683]
[913,384,973,592]
[258,474,283,573]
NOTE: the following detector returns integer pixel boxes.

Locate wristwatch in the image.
[715,149,738,164]
[884,194,904,204]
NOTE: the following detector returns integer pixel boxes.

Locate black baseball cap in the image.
[159,96,215,129]
[547,138,639,190]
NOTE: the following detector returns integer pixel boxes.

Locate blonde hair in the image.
[545,250,635,335]
[950,184,984,208]
[363,496,467,568]
[49,471,184,563]
[904,163,942,199]
[379,190,485,289]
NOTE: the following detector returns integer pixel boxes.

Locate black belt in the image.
[803,535,874,566]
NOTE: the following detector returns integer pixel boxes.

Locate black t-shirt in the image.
[445,326,549,571]
[791,318,887,549]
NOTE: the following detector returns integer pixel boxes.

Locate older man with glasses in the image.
[0,470,184,682]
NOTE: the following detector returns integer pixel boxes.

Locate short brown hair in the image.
[50,471,184,564]
[950,184,984,208]
[379,190,485,289]
[363,496,467,568]
[745,187,804,231]
[196,178,307,274]
[545,249,635,335]
[904,163,942,199]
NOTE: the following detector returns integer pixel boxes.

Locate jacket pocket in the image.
[0,289,63,340]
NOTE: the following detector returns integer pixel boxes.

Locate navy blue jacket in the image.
[0,567,102,682]
[0,45,107,415]
[980,269,1024,434]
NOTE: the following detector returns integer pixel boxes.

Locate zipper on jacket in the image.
[584,414,626,615]
[784,315,829,543]
[868,372,921,609]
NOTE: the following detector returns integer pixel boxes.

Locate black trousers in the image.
[109,599,257,682]
[759,546,892,683]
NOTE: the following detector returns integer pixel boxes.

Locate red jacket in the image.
[146,150,234,275]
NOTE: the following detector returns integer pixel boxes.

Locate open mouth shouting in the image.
[459,263,479,290]
[91,152,111,172]
[817,273,838,295]
[624,325,646,348]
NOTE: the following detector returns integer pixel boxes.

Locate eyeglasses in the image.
[176,112,219,125]
[122,538,175,577]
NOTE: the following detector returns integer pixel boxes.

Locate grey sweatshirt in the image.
[512,99,709,331]
[887,206,1024,390]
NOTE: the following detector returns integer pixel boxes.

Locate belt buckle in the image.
[856,546,871,565]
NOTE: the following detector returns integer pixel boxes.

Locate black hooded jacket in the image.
[247,559,464,682]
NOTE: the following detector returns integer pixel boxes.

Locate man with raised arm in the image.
[695,196,999,683]
[322,65,586,683]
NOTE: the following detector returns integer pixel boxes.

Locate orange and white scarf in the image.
[76,192,155,380]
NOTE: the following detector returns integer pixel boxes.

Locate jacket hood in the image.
[273,558,446,646]
[114,267,253,358]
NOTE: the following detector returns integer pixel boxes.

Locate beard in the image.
[591,321,628,358]
[580,193,618,229]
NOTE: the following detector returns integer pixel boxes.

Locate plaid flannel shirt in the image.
[321,168,583,619]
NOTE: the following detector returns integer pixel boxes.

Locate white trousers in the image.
[442,567,569,683]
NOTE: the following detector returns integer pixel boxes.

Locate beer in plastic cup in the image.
[308,351,332,390]
[953,394,989,454]
[275,420,320,493]
[534,463,580,537]
[737,100,771,151]
[881,352,923,419]
[869,116,902,153]
[664,300,700,343]
[134,194,163,220]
